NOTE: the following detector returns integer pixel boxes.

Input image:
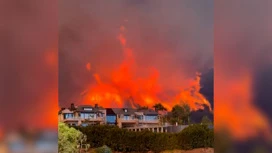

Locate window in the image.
[145,115,158,121]
[81,123,88,127]
[80,113,96,119]
[106,115,116,123]
[138,115,143,120]
[64,113,74,119]
[123,115,130,120]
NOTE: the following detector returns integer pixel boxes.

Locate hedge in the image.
[75,124,213,153]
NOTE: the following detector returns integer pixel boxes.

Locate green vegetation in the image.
[95,145,113,153]
[58,122,89,153]
[59,103,214,153]
[169,104,191,125]
[155,103,192,125]
[75,124,213,153]
[201,115,212,126]
[177,124,214,150]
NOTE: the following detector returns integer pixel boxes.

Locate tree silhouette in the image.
[153,103,167,112]
[201,115,212,125]
[138,106,149,110]
[171,103,191,125]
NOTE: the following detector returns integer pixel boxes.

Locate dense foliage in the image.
[75,124,213,153]
[95,145,113,153]
[201,115,212,126]
[58,122,84,153]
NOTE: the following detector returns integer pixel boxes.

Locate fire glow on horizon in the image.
[80,26,211,111]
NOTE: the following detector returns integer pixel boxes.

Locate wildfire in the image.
[215,69,272,140]
[81,26,211,111]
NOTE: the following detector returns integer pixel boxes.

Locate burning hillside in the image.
[80,26,211,111]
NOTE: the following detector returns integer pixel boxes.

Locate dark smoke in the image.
[200,68,214,109]
[254,64,272,124]
[59,0,213,107]
[215,0,272,151]
[0,0,57,130]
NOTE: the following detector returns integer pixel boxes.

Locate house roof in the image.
[140,109,158,115]
[76,105,105,113]
[111,108,137,115]
[106,108,116,115]
[61,108,73,114]
[110,108,158,116]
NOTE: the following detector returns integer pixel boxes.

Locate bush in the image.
[76,124,213,152]
[177,124,214,150]
[95,145,112,153]
[58,122,84,153]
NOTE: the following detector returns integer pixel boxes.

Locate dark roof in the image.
[76,105,105,113]
[141,109,158,115]
[111,108,137,115]
[106,108,116,115]
[110,108,158,116]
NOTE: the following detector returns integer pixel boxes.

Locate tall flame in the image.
[81,26,211,111]
[215,69,272,140]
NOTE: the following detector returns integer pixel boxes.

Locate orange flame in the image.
[215,69,272,140]
[81,26,211,111]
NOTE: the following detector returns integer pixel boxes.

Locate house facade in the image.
[58,104,106,126]
[58,104,160,128]
[111,108,159,128]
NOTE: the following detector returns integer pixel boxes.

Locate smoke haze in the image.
[59,0,214,108]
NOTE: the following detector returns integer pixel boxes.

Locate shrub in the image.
[177,124,214,150]
[95,145,112,153]
[76,124,213,152]
[59,122,89,153]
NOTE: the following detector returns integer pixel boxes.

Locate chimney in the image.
[95,104,98,108]
[71,103,76,110]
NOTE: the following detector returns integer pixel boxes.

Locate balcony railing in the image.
[63,117,80,121]
[118,117,138,123]
[84,117,104,122]
[63,117,104,122]
[139,119,159,124]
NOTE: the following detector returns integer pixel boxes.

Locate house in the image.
[112,108,159,128]
[112,108,138,128]
[106,108,117,125]
[58,103,106,126]
[59,104,160,128]
[136,109,159,126]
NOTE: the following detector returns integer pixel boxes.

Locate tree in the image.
[171,103,191,125]
[79,134,90,152]
[201,116,212,126]
[138,106,149,110]
[153,103,167,112]
[58,122,89,153]
[181,103,190,124]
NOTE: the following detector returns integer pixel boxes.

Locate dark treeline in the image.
[75,124,214,153]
